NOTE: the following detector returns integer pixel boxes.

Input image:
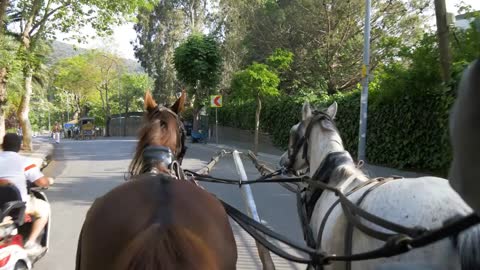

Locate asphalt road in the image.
[35,138,306,270]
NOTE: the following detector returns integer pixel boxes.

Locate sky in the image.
[56,0,480,61]
[55,23,137,60]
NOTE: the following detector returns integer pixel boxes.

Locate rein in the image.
[213,173,480,267]
[190,152,480,267]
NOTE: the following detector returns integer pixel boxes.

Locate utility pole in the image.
[357,0,372,162]
[434,0,451,83]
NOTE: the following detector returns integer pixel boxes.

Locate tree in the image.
[218,0,429,95]
[133,0,210,102]
[230,63,279,154]
[52,50,153,136]
[116,73,152,136]
[0,0,8,35]
[8,0,151,150]
[0,35,20,143]
[52,54,99,120]
[174,33,222,132]
[88,52,125,137]
[434,0,451,83]
[134,2,185,102]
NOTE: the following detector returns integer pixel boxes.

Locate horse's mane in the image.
[331,164,369,185]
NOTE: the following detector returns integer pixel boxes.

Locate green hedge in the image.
[217,89,455,175]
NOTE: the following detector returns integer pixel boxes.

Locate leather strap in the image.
[344,179,393,270]
[317,178,381,248]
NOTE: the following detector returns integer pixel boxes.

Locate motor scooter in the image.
[0,184,50,270]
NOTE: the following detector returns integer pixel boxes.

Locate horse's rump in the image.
[76,175,237,270]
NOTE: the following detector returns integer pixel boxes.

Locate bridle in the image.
[141,105,187,179]
[286,111,336,171]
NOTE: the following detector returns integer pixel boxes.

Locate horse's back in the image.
[314,176,473,270]
[353,177,471,269]
[76,175,237,270]
[360,176,472,223]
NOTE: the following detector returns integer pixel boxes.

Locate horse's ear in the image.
[325,102,338,119]
[171,90,186,114]
[302,101,312,120]
[144,90,158,112]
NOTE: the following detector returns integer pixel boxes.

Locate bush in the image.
[216,28,478,175]
[218,87,454,175]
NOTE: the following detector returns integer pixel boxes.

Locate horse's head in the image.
[128,91,187,176]
[280,101,341,173]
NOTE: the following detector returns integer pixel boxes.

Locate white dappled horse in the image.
[280,99,480,270]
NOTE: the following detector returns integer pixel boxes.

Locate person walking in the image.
[52,122,61,144]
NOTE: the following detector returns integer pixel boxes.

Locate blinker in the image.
[143,145,174,167]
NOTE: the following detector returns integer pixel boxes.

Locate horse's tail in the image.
[116,224,217,270]
[455,224,480,270]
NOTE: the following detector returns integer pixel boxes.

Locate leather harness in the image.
[286,111,424,269]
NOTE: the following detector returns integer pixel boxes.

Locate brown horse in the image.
[75,91,237,270]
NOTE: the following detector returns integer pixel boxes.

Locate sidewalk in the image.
[207,126,426,179]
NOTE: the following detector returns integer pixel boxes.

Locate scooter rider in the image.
[0,133,52,256]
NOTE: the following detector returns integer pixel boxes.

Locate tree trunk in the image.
[102,84,111,137]
[190,87,202,133]
[434,0,451,83]
[327,80,338,95]
[192,108,200,133]
[123,100,129,137]
[17,68,33,151]
[0,67,6,144]
[0,0,8,35]
[105,116,111,137]
[254,95,262,155]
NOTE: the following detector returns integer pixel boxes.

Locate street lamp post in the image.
[358,0,372,162]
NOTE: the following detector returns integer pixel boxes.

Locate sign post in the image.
[210,95,222,144]
[358,0,372,162]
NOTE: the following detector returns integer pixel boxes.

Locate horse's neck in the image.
[308,127,344,179]
[331,165,368,193]
[308,128,366,190]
